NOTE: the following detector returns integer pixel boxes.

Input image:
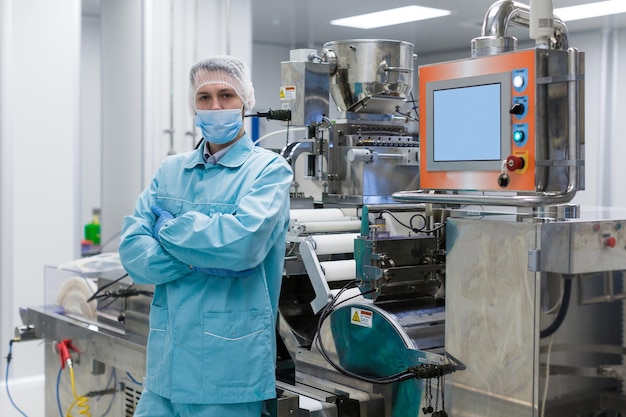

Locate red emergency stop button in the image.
[604,237,617,248]
[506,155,525,171]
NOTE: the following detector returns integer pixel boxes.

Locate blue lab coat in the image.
[119,134,292,404]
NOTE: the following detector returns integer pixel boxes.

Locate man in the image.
[119,55,293,417]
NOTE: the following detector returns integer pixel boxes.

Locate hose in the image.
[5,339,29,417]
[66,365,91,417]
[540,277,572,338]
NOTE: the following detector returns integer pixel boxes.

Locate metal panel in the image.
[541,220,626,274]
[445,218,540,416]
[280,60,329,127]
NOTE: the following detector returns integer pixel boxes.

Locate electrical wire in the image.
[99,230,121,252]
[394,108,418,122]
[252,127,306,146]
[96,368,117,417]
[56,365,63,417]
[540,277,572,339]
[314,281,457,384]
[88,287,154,302]
[66,365,91,417]
[540,335,554,417]
[125,372,143,386]
[542,276,564,315]
[85,273,129,303]
[57,365,117,417]
[379,210,446,235]
[409,92,419,121]
[5,339,29,417]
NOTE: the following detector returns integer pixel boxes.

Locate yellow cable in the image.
[66,366,91,417]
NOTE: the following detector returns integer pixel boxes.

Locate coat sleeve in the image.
[157,157,292,271]
[118,166,192,285]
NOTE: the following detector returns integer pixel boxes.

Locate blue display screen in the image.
[432,83,502,162]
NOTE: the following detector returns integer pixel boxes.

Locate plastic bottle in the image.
[84,208,101,245]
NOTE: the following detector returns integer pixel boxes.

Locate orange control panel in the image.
[419,49,537,191]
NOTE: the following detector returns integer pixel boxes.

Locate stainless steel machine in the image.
[16,255,152,416]
[280,39,420,206]
[12,0,626,416]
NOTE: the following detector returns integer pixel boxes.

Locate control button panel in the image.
[511,96,528,120]
[513,123,528,146]
[512,68,528,93]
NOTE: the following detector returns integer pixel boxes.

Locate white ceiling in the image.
[252,0,626,55]
[80,0,626,56]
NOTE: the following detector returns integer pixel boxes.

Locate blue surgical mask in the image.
[195,108,243,145]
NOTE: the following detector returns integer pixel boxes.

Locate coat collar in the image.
[184,133,254,169]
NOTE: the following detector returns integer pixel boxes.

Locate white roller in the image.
[56,276,98,321]
[290,208,347,222]
[330,287,369,304]
[320,259,356,282]
[310,233,359,255]
[300,220,361,234]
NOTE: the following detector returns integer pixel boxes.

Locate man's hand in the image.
[151,206,174,240]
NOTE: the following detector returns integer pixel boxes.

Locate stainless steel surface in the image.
[325,115,419,206]
[20,305,147,416]
[540,219,626,274]
[322,39,415,114]
[445,218,540,416]
[445,216,626,416]
[20,306,147,376]
[280,56,330,127]
[355,232,443,303]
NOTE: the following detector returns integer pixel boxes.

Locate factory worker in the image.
[119,55,293,417]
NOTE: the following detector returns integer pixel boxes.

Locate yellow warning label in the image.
[350,307,373,328]
[280,86,296,100]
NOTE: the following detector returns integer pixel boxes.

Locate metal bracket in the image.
[299,239,333,314]
[528,249,541,272]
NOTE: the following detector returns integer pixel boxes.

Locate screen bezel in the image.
[425,72,512,172]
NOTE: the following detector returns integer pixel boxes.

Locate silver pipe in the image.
[480,0,528,38]
[392,48,582,208]
[472,0,569,56]
[391,189,576,207]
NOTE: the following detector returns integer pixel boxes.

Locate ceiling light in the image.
[330,5,451,29]
[554,0,626,21]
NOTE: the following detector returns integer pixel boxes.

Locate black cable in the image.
[90,288,154,301]
[314,281,456,384]
[409,92,419,122]
[245,109,292,121]
[394,108,418,122]
[379,210,421,233]
[379,210,445,235]
[540,278,572,338]
[86,273,129,303]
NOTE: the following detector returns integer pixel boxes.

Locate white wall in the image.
[80,15,102,238]
[100,0,144,251]
[1,0,82,415]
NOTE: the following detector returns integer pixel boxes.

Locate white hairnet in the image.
[188,55,255,114]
